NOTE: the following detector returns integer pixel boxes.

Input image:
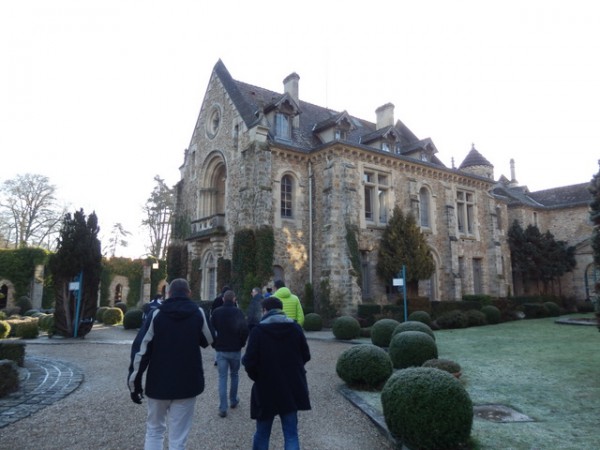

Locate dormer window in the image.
[274,113,291,139]
[335,129,347,140]
[381,142,390,152]
[395,143,401,155]
[421,152,429,162]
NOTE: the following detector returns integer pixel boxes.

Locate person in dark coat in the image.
[128,278,213,450]
[142,293,163,321]
[210,290,249,418]
[246,287,264,331]
[242,296,311,450]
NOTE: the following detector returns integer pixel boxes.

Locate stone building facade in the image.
[173,60,595,313]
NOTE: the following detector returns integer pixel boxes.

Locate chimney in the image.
[283,72,300,105]
[509,158,518,186]
[376,103,394,130]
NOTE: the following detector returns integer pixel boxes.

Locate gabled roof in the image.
[312,111,355,134]
[212,60,444,162]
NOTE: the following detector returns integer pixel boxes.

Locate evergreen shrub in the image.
[103,307,124,326]
[115,302,128,315]
[435,309,469,329]
[389,330,438,369]
[0,311,6,320]
[123,309,144,330]
[392,320,435,341]
[96,306,110,323]
[0,360,19,398]
[464,309,487,327]
[370,318,401,347]
[407,310,432,326]
[0,341,26,366]
[544,301,561,317]
[381,367,473,450]
[15,319,39,339]
[0,320,10,339]
[332,315,360,340]
[16,296,33,314]
[336,344,393,390]
[357,304,382,327]
[422,358,462,375]
[303,313,323,331]
[481,305,501,324]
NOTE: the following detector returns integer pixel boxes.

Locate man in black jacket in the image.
[128,278,213,449]
[211,289,248,418]
[242,296,311,449]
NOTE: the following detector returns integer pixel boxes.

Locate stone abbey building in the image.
[172,60,595,312]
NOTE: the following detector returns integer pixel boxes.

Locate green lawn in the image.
[380,315,600,449]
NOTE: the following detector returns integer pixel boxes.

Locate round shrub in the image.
[0,311,6,320]
[336,344,393,390]
[370,318,400,347]
[123,309,144,330]
[102,307,124,326]
[0,320,11,339]
[481,305,501,324]
[15,319,39,339]
[24,309,40,317]
[381,367,473,450]
[303,313,323,331]
[435,309,469,329]
[96,306,110,323]
[392,320,435,341]
[464,309,487,327]
[389,330,438,369]
[332,316,360,340]
[16,296,33,314]
[544,301,561,317]
[114,302,128,315]
[423,358,462,376]
[407,310,432,326]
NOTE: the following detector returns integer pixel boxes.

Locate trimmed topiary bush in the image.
[481,305,501,324]
[435,309,469,329]
[423,358,462,376]
[102,307,124,326]
[303,313,323,331]
[0,320,11,339]
[382,367,473,450]
[389,330,438,369]
[370,318,401,347]
[0,360,19,398]
[464,309,487,327]
[15,318,39,339]
[544,301,561,317]
[123,309,144,330]
[332,315,361,340]
[336,344,393,390]
[16,296,33,314]
[114,302,128,315]
[392,320,436,341]
[96,306,110,323]
[0,341,26,366]
[408,310,432,326]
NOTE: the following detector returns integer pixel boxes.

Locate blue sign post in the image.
[71,271,83,338]
[393,265,408,322]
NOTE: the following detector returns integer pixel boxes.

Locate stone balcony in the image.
[188,213,226,240]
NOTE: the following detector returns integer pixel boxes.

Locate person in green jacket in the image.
[272,279,305,327]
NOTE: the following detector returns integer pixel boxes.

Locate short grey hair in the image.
[167,278,191,298]
[223,290,236,303]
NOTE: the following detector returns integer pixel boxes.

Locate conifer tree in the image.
[376,206,435,297]
[49,209,102,337]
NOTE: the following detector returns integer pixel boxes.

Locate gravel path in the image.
[0,326,395,450]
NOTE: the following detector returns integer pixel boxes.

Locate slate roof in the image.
[459,144,493,169]
[213,60,446,165]
[492,181,591,209]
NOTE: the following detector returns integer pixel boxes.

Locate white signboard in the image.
[69,282,80,291]
[393,278,404,287]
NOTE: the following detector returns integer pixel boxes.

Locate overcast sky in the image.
[2,0,599,258]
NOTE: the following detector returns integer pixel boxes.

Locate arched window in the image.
[202,252,217,301]
[281,175,293,218]
[419,187,430,227]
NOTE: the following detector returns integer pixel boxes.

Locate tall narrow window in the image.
[275,113,290,139]
[281,175,293,218]
[456,190,474,235]
[363,171,389,225]
[419,187,430,227]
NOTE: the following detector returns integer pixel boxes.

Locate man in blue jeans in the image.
[210,289,248,418]
[242,296,311,450]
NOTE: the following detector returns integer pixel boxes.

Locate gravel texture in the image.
[0,325,395,450]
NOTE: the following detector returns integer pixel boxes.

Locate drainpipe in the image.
[309,161,313,285]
